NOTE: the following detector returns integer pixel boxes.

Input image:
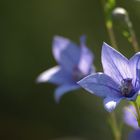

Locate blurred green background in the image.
[1,0,140,139]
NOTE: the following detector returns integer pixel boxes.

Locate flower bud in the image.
[112,7,128,21]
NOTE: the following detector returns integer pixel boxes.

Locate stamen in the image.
[120,78,133,96]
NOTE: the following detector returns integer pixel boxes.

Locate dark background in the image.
[1,0,140,139]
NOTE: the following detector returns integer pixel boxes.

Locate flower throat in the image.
[120,78,133,96]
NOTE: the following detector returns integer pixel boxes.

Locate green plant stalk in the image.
[106,20,118,49]
[133,101,140,127]
[100,0,118,50]
[125,15,139,52]
[108,112,121,140]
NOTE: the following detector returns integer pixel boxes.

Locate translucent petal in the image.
[54,84,79,103]
[128,130,140,140]
[123,105,139,129]
[102,43,131,84]
[103,97,122,112]
[129,52,140,87]
[52,36,81,73]
[78,38,94,75]
[78,73,121,98]
[36,66,72,85]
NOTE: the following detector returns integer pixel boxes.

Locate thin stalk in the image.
[106,20,118,49]
[133,101,140,127]
[108,112,121,140]
[125,15,139,52]
[100,0,118,49]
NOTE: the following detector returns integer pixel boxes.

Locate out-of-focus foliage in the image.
[1,0,140,140]
[104,0,116,20]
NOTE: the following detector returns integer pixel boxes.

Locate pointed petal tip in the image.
[54,87,64,104]
[136,52,140,55]
[102,42,112,50]
[36,66,62,84]
[54,84,79,104]
[80,35,86,44]
[77,80,84,88]
[103,42,108,45]
[53,35,65,41]
[103,97,122,112]
[102,42,120,54]
[104,101,116,112]
[36,75,43,83]
[76,74,94,86]
[54,92,61,104]
[36,73,48,83]
[53,35,69,47]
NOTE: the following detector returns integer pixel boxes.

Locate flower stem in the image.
[100,0,118,50]
[108,112,121,140]
[106,20,118,50]
[125,14,139,52]
[133,101,140,127]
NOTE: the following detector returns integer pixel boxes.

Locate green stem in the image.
[133,101,140,127]
[108,112,121,140]
[125,15,139,52]
[100,0,118,50]
[106,20,118,49]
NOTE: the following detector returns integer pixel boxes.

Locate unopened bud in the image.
[112,7,128,21]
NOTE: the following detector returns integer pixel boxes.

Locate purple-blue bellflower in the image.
[128,130,140,140]
[37,36,95,102]
[123,105,139,129]
[123,105,140,140]
[78,43,140,112]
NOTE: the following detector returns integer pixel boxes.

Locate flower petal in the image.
[36,66,72,85]
[52,36,70,62]
[54,84,79,103]
[78,36,95,75]
[52,36,81,73]
[103,97,122,112]
[123,105,139,129]
[102,43,131,84]
[78,73,121,98]
[129,52,140,87]
[128,130,140,140]
[127,92,139,101]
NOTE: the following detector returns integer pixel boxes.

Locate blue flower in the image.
[123,105,139,129]
[128,130,140,140]
[37,36,95,102]
[123,105,140,140]
[78,43,140,112]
